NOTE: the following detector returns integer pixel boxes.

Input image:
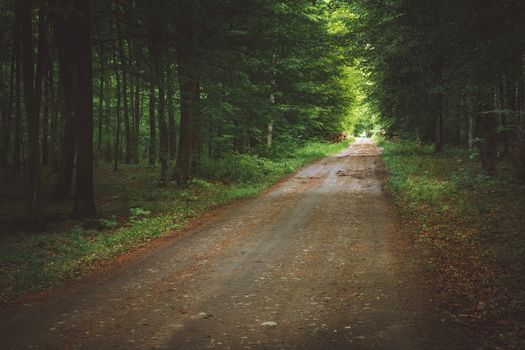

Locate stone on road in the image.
[0,139,464,349]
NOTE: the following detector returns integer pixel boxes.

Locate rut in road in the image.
[0,139,467,349]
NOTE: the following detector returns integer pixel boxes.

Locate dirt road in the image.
[0,139,466,349]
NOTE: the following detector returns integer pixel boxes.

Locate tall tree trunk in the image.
[157,63,168,186]
[52,20,76,201]
[173,0,199,184]
[498,75,509,156]
[113,59,121,171]
[72,0,96,217]
[518,112,525,181]
[167,68,177,160]
[42,65,50,166]
[13,6,22,176]
[104,73,112,162]
[117,30,131,164]
[148,76,156,166]
[36,2,50,168]
[475,88,498,175]
[20,0,41,221]
[2,33,16,179]
[133,75,140,163]
[48,61,59,171]
[191,80,202,162]
[0,51,4,168]
[516,62,525,181]
[97,44,104,163]
[468,111,475,148]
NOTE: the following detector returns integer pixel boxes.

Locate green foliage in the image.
[382,141,453,208]
[129,207,151,221]
[195,140,351,185]
[100,218,118,230]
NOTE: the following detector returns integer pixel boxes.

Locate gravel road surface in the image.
[0,139,467,349]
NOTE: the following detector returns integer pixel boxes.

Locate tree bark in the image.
[71,0,96,217]
[516,62,525,181]
[167,67,177,160]
[148,76,156,167]
[113,57,121,171]
[468,111,475,148]
[104,73,112,162]
[157,63,168,186]
[431,92,443,152]
[20,0,41,221]
[2,31,16,179]
[42,65,50,167]
[52,5,77,201]
[48,61,59,171]
[475,88,498,175]
[117,28,132,164]
[173,0,199,185]
[97,44,104,164]
[13,5,22,175]
[133,74,140,163]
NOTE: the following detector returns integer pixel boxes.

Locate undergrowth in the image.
[380,139,525,348]
[0,139,350,302]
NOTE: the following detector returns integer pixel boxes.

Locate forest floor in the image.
[380,140,525,349]
[0,139,474,349]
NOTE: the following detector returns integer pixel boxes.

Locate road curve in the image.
[0,139,465,349]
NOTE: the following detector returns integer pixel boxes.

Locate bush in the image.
[195,140,350,185]
[195,154,281,183]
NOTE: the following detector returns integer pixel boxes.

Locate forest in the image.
[0,0,366,221]
[2,0,525,223]
[1,0,525,348]
[354,0,525,176]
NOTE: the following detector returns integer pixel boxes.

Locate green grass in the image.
[0,139,351,302]
[379,139,525,348]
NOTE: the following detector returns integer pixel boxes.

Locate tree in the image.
[52,0,96,217]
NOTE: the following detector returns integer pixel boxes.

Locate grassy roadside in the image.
[379,139,525,348]
[0,140,351,303]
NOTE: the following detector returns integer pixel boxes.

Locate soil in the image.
[0,139,470,349]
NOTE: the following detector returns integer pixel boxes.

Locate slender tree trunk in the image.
[191,80,202,161]
[2,35,16,179]
[516,62,525,181]
[518,112,525,181]
[36,2,50,168]
[97,44,104,164]
[72,0,96,217]
[34,2,48,124]
[475,88,498,175]
[173,0,199,184]
[157,62,168,186]
[104,74,112,162]
[20,0,41,221]
[148,75,156,166]
[133,75,140,163]
[468,111,475,148]
[0,52,4,168]
[48,61,59,171]
[267,91,275,148]
[498,75,509,156]
[117,29,131,164]
[13,8,22,175]
[113,58,121,171]
[167,68,177,160]
[42,66,50,166]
